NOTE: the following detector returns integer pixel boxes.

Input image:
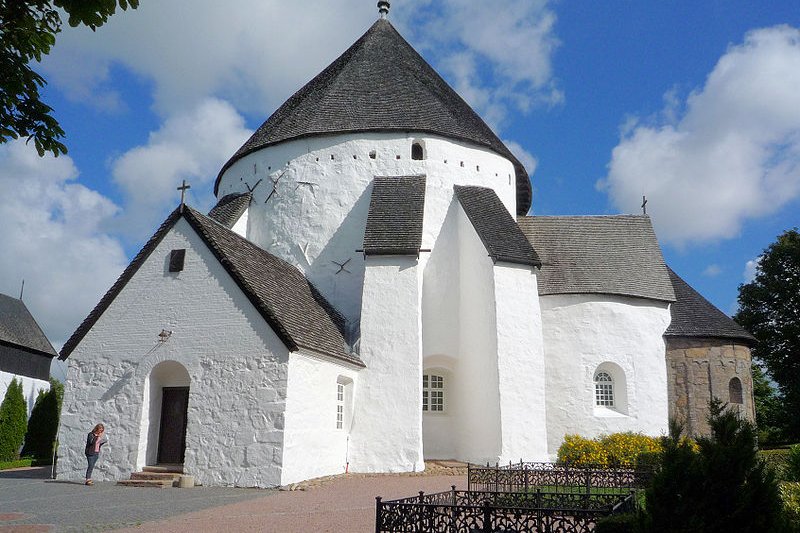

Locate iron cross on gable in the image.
[641,195,648,215]
[177,180,191,212]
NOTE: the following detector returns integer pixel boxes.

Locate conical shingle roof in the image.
[216,18,532,215]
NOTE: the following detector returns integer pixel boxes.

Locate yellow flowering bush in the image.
[557,432,662,467]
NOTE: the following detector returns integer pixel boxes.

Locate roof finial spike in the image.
[377,0,390,19]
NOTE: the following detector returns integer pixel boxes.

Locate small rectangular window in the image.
[169,249,186,272]
[422,374,445,413]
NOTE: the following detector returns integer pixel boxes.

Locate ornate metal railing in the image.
[375,488,636,533]
[468,461,653,494]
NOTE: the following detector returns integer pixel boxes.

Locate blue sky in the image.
[0,1,798,350]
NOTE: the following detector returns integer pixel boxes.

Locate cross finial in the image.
[178,180,191,212]
[641,195,648,215]
[377,0,390,19]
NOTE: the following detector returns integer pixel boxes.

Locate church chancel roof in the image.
[363,176,426,256]
[518,215,676,302]
[216,18,532,215]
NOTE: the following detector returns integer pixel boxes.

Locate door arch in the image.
[140,360,190,466]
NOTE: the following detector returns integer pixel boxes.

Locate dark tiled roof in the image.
[665,267,756,343]
[215,19,532,216]
[363,176,426,255]
[454,186,541,267]
[61,207,362,367]
[208,192,251,228]
[517,215,676,302]
[0,293,57,357]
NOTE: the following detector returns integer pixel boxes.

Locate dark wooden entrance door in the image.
[157,387,189,464]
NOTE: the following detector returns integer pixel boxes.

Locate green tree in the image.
[735,229,800,439]
[751,363,786,444]
[20,380,61,462]
[1,0,139,156]
[644,400,786,533]
[0,378,28,461]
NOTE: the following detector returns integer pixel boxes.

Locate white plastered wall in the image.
[282,351,359,485]
[348,256,424,473]
[541,294,671,456]
[57,218,290,487]
[0,372,50,416]
[217,132,517,329]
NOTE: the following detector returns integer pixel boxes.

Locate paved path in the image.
[0,467,466,532]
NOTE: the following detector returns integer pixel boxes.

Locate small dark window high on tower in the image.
[729,377,743,404]
[169,249,186,272]
[411,142,424,160]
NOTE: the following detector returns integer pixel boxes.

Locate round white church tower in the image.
[215,9,532,331]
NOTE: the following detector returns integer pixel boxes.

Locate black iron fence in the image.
[375,487,637,533]
[468,461,653,494]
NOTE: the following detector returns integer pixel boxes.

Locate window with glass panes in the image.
[336,382,344,429]
[594,371,614,407]
[422,374,444,412]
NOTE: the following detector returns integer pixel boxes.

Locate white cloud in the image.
[397,0,562,129]
[743,257,761,283]
[599,25,800,246]
[0,141,128,348]
[703,264,722,277]
[503,139,539,176]
[110,98,252,239]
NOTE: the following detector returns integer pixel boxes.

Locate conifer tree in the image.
[21,384,60,462]
[0,378,28,461]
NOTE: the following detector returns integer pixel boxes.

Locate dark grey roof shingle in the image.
[517,215,675,302]
[455,186,541,267]
[0,293,57,357]
[363,176,426,255]
[665,267,756,343]
[61,208,362,366]
[215,19,532,216]
[208,192,251,228]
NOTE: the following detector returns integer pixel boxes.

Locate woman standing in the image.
[84,423,107,485]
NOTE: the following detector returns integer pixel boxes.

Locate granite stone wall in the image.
[665,337,755,437]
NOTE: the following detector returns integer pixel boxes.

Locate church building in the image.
[56,4,755,487]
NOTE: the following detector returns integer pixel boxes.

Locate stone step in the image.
[130,471,182,481]
[142,464,184,474]
[117,479,174,488]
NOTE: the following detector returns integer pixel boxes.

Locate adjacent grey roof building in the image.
[208,192,251,228]
[60,207,361,366]
[518,215,676,302]
[665,267,756,344]
[455,186,541,267]
[0,293,57,381]
[215,18,532,216]
[363,176,426,256]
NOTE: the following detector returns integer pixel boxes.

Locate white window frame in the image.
[594,371,614,407]
[422,373,445,413]
[336,382,345,430]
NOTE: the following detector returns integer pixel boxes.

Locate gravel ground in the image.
[0,467,466,532]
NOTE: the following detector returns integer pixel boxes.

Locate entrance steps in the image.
[117,464,183,487]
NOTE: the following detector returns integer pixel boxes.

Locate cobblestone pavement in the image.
[1,466,466,532]
[0,468,269,532]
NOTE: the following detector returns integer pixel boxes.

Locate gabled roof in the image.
[208,192,251,228]
[517,215,676,302]
[0,293,57,357]
[454,185,541,267]
[665,267,756,344]
[215,18,532,216]
[60,207,362,367]
[363,176,426,256]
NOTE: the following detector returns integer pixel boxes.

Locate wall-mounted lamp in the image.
[158,329,173,343]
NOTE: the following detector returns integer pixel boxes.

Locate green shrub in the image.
[781,482,800,532]
[787,445,800,483]
[20,383,61,463]
[761,448,791,481]
[0,378,28,461]
[643,401,784,533]
[557,432,661,468]
[0,457,34,470]
[595,513,641,533]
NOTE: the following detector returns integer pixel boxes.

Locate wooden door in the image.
[157,387,189,464]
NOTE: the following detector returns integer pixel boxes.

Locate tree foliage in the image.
[644,400,785,533]
[20,379,62,462]
[0,378,28,461]
[0,0,139,156]
[735,228,800,439]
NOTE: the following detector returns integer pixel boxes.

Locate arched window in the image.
[422,374,444,412]
[594,371,614,407]
[411,142,424,160]
[729,377,743,404]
